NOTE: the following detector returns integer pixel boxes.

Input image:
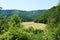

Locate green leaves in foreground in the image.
[0,15,34,40]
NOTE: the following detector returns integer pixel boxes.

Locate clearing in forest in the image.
[22,22,47,30]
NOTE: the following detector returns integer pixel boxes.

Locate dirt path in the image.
[22,22,47,30]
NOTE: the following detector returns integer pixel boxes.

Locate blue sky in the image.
[0,0,59,11]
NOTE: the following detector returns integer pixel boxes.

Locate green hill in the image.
[34,5,60,25]
[0,10,46,22]
[34,4,60,40]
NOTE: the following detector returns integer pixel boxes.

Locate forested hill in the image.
[34,6,58,24]
[33,4,60,40]
[0,10,46,21]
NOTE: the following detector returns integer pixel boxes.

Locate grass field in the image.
[22,22,47,30]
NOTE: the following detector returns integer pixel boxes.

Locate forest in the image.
[0,1,60,40]
[0,10,46,22]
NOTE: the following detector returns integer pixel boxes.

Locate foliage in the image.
[34,4,60,40]
[0,3,60,40]
[0,14,35,40]
[0,17,9,34]
[0,10,46,22]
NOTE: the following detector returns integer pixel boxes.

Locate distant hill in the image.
[0,10,46,21]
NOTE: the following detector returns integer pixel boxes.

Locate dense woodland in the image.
[0,10,46,22]
[0,2,60,40]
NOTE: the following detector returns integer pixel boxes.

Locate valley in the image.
[0,1,60,40]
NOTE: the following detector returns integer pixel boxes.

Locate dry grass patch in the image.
[22,22,47,30]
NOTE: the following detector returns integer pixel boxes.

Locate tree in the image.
[0,17,9,34]
[8,14,22,28]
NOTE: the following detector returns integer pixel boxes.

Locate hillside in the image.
[0,10,46,22]
[34,6,60,25]
[34,5,60,40]
[34,6,56,23]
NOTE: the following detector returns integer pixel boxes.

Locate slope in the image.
[0,10,46,22]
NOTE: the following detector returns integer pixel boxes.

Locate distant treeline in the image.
[0,10,46,22]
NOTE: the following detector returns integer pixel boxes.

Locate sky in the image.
[0,0,59,11]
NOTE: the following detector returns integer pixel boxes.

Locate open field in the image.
[22,22,47,30]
